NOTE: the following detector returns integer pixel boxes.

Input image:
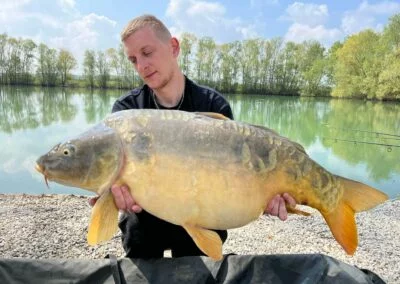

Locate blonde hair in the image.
[121,14,171,42]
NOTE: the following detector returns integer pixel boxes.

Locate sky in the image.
[1,0,400,64]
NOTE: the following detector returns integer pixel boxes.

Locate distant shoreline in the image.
[0,194,399,283]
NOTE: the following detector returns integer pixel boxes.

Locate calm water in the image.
[1,86,399,198]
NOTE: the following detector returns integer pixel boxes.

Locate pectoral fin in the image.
[183,224,223,261]
[286,205,311,216]
[87,190,119,245]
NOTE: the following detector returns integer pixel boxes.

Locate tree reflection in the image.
[0,86,78,133]
[0,87,124,134]
[320,99,400,180]
[229,95,332,147]
[82,88,122,123]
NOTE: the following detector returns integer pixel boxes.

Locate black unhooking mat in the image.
[0,254,386,284]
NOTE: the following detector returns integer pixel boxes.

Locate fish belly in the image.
[121,153,268,230]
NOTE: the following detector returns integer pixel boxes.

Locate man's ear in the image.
[171,37,180,58]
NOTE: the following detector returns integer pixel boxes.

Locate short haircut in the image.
[121,14,172,42]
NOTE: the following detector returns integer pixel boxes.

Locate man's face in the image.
[123,27,178,90]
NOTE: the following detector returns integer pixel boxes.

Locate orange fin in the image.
[287,206,311,216]
[183,224,223,260]
[322,177,388,255]
[195,112,230,120]
[322,201,357,255]
[338,176,388,212]
[87,190,119,245]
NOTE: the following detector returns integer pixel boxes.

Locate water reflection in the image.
[0,87,399,198]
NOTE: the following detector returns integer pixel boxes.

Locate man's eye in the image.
[144,51,152,56]
[129,58,137,64]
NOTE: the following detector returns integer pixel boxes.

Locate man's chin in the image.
[147,80,168,91]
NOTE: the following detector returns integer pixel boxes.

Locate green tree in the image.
[57,49,77,87]
[216,41,240,93]
[37,43,59,86]
[240,39,262,93]
[298,41,327,96]
[83,49,96,89]
[325,41,343,87]
[377,49,400,100]
[96,50,110,88]
[262,38,284,94]
[377,14,400,99]
[5,37,22,85]
[20,39,37,85]
[194,37,217,87]
[107,47,122,88]
[275,41,302,95]
[179,33,197,77]
[332,30,381,99]
[382,14,400,51]
[0,34,7,84]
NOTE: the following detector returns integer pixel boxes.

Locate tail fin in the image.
[321,176,388,255]
[340,177,388,212]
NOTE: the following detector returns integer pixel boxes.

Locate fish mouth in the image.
[35,163,50,188]
[35,163,44,174]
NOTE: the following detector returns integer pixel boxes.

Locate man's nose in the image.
[136,57,148,73]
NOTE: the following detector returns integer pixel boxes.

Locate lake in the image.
[1,86,399,198]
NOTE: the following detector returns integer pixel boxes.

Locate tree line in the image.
[0,13,399,100]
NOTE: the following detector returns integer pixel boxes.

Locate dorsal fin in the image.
[195,112,230,120]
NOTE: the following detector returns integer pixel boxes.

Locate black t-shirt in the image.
[112,76,234,119]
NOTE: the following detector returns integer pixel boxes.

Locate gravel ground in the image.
[0,194,399,283]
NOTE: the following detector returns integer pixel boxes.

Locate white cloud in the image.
[282,2,329,27]
[50,13,117,69]
[341,1,400,34]
[285,23,342,45]
[0,0,31,22]
[0,0,60,29]
[58,0,75,10]
[166,0,258,42]
[358,0,400,14]
[250,0,279,8]
[281,2,341,45]
[0,0,118,69]
[187,1,225,16]
[57,0,79,16]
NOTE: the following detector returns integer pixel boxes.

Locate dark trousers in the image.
[119,210,228,258]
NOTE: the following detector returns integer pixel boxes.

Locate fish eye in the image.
[62,144,75,156]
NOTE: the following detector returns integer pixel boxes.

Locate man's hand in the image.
[88,185,143,213]
[264,193,296,221]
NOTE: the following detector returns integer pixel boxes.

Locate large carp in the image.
[35,109,388,260]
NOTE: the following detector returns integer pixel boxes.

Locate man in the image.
[91,14,296,258]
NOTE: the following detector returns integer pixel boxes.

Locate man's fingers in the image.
[269,195,280,216]
[282,193,296,207]
[88,196,98,207]
[278,197,288,221]
[111,185,127,210]
[131,204,143,213]
[266,195,279,213]
[120,185,135,210]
